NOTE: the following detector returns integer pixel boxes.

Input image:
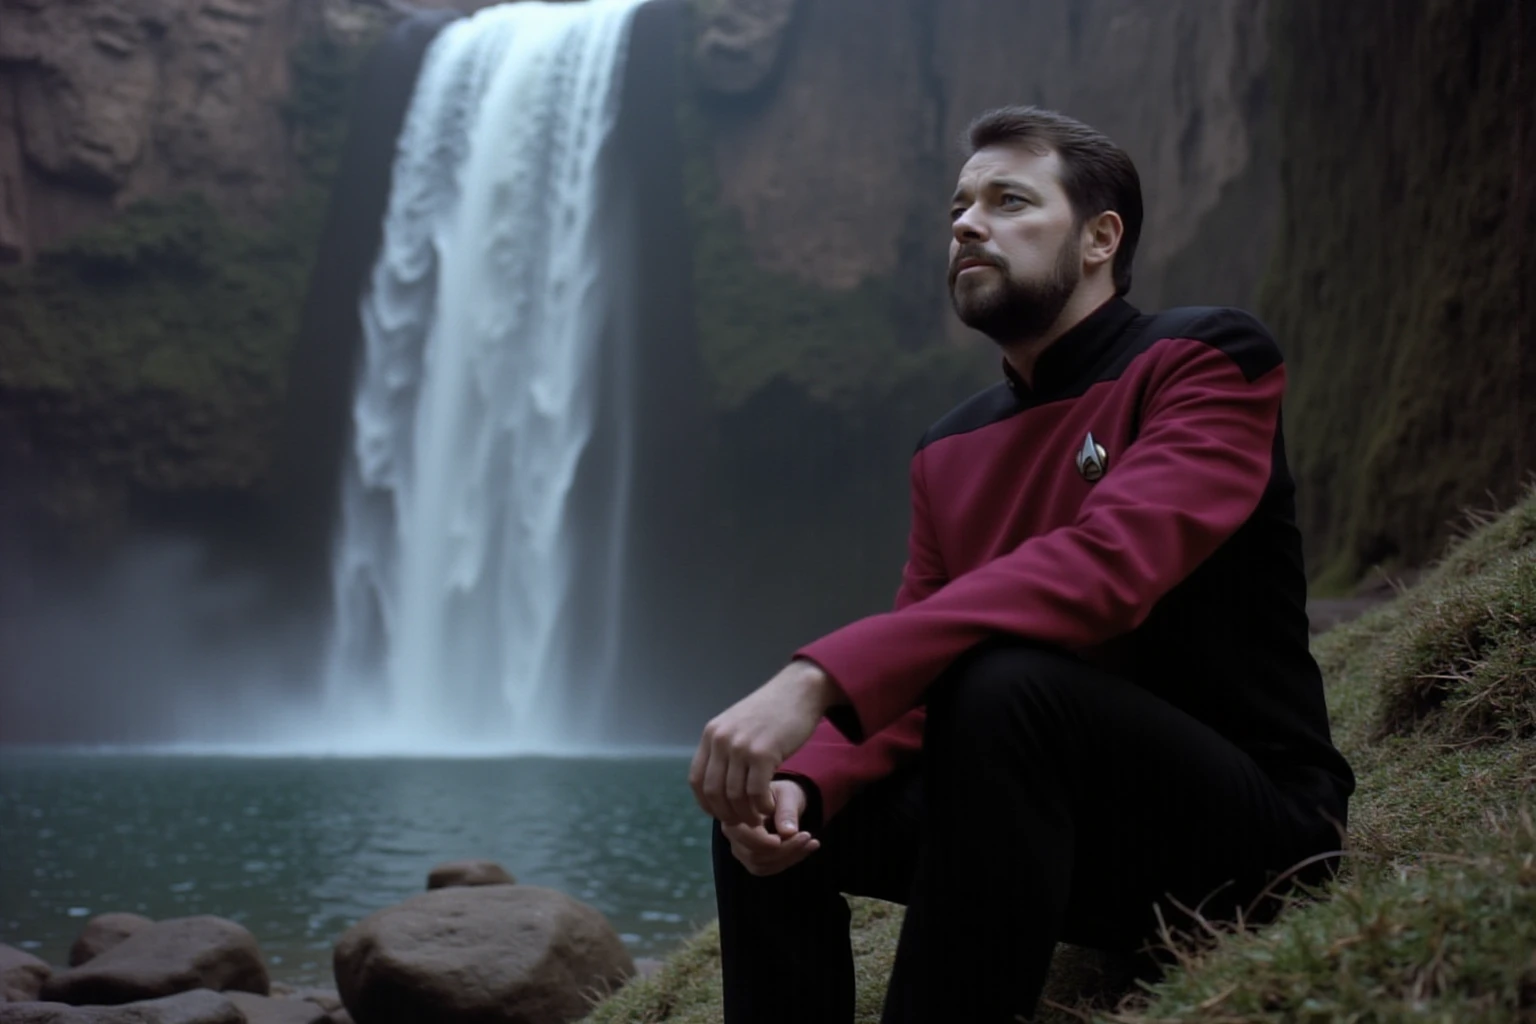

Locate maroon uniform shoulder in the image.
[1146,306,1284,383]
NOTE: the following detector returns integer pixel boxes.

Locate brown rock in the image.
[425,860,516,890]
[0,989,242,1023]
[707,0,934,293]
[70,915,155,968]
[0,1002,74,1024]
[225,992,330,1024]
[694,0,799,95]
[0,946,51,1002]
[287,989,341,1013]
[699,0,1274,339]
[40,917,268,1007]
[0,0,309,256]
[333,885,634,1024]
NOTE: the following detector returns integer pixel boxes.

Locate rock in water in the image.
[0,989,242,1023]
[425,860,516,890]
[283,989,341,1014]
[40,917,268,1006]
[0,946,51,1002]
[0,1003,75,1023]
[69,915,156,968]
[225,992,331,1024]
[333,886,635,1024]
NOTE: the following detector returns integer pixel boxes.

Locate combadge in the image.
[1076,432,1108,482]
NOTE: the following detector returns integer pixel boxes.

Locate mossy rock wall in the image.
[1266,0,1536,589]
[0,36,362,546]
[677,54,991,664]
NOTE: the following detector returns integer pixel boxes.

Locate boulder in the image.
[225,992,330,1024]
[0,947,51,1003]
[425,860,515,890]
[0,989,242,1023]
[69,915,155,968]
[288,989,340,1014]
[40,917,267,1007]
[333,885,634,1024]
[0,1003,74,1024]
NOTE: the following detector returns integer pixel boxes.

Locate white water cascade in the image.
[322,0,650,753]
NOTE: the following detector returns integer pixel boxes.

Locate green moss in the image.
[1262,0,1534,586]
[0,36,366,530]
[284,34,369,185]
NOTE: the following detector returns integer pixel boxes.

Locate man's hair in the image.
[965,106,1143,296]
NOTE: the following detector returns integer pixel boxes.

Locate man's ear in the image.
[1081,210,1123,274]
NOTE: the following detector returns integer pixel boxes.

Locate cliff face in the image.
[1265,0,1536,585]
[0,0,356,541]
[0,0,502,263]
[0,0,1281,557]
[7,0,1522,598]
[691,0,1274,382]
[1,0,304,262]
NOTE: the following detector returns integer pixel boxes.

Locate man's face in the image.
[948,144,1083,342]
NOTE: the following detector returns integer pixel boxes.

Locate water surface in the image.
[0,753,715,984]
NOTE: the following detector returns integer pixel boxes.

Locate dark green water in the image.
[0,753,716,985]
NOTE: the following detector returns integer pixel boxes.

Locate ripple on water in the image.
[0,754,714,985]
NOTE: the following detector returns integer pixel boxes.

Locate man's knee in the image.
[927,639,1085,745]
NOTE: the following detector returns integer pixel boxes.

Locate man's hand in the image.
[689,659,840,826]
[721,779,822,877]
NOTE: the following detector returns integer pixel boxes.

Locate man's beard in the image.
[949,234,1082,343]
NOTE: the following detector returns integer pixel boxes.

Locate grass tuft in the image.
[1375,546,1536,742]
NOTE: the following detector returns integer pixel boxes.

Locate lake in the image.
[0,752,716,985]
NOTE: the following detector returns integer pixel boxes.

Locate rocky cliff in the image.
[2,0,1524,592]
[1264,0,1536,586]
[0,0,499,543]
[689,0,1274,401]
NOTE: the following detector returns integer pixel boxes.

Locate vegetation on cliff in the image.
[581,485,1536,1022]
[0,36,363,536]
[1263,0,1535,590]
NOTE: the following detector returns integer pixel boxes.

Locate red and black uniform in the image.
[713,298,1355,1024]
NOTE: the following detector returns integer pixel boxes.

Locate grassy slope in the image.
[584,486,1536,1023]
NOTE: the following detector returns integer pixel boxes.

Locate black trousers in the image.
[713,640,1340,1023]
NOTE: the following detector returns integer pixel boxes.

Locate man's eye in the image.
[949,206,966,222]
[1000,194,1027,208]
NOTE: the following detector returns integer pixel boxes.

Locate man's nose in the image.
[952,206,987,243]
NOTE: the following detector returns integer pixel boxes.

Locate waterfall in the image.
[323,0,650,753]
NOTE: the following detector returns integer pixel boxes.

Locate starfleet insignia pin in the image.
[1076,432,1108,482]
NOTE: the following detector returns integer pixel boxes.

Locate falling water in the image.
[323,0,649,753]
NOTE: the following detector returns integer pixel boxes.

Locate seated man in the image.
[688,105,1355,1024]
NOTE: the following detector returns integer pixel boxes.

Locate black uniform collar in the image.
[1001,296,1141,396]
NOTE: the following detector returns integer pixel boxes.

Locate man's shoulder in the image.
[1133,305,1283,383]
[914,381,1018,454]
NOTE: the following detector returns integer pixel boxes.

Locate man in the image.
[688,106,1355,1023]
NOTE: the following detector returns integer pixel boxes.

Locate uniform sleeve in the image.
[796,327,1286,742]
[776,446,945,823]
